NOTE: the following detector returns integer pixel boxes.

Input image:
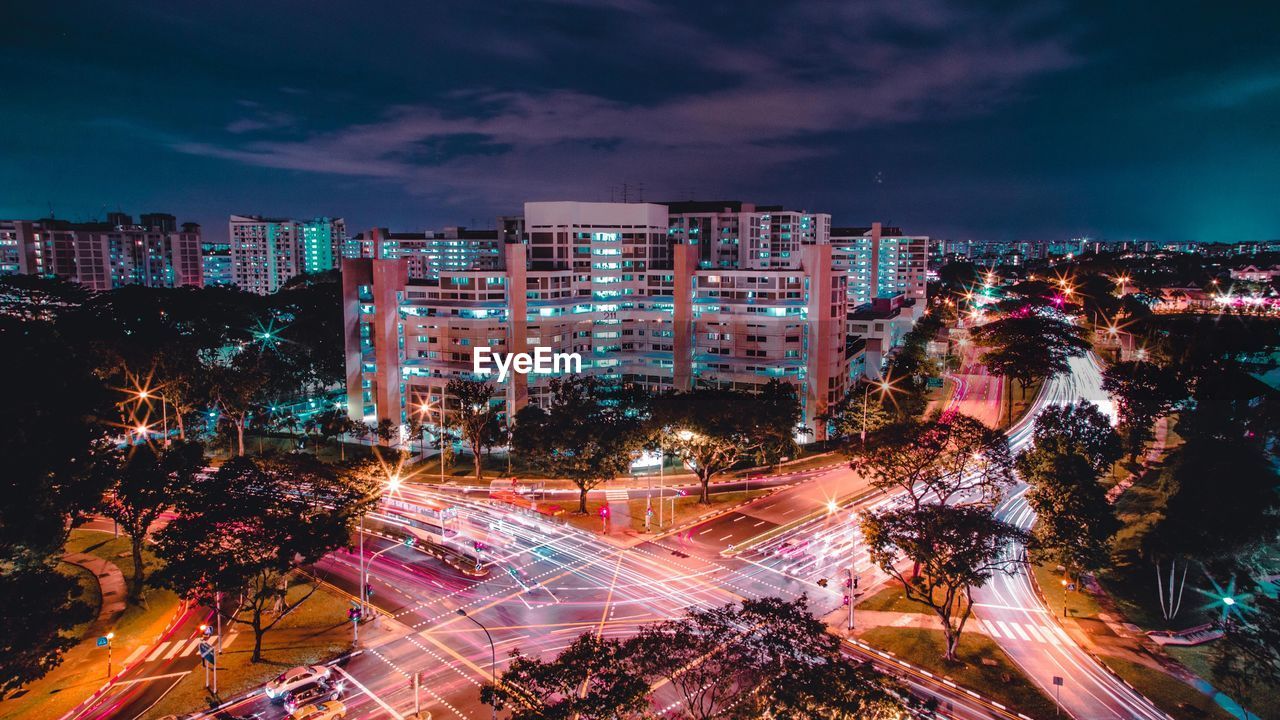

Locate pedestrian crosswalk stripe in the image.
[1023,624,1046,643]
[221,632,238,650]
[124,645,149,665]
[995,620,1016,640]
[1009,623,1032,641]
[145,642,170,662]
[982,619,1003,638]
[162,640,187,660]
[177,638,202,657]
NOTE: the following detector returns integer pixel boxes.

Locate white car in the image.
[265,665,331,700]
[291,700,346,720]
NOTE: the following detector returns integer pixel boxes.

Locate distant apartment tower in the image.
[343,226,501,280]
[831,223,928,307]
[0,214,202,290]
[201,239,233,287]
[343,201,853,440]
[229,215,346,294]
[664,201,830,270]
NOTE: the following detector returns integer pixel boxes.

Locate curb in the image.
[1025,567,1175,720]
[843,638,1035,720]
[59,599,196,720]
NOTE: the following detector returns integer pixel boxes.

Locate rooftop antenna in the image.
[621,182,629,203]
[47,201,55,219]
[637,182,644,203]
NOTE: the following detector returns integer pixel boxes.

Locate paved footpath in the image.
[61,552,127,638]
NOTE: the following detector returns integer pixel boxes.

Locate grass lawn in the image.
[1105,657,1237,720]
[1003,377,1045,428]
[860,627,1059,719]
[1030,562,1104,621]
[1167,647,1280,720]
[856,585,929,614]
[142,578,354,719]
[0,530,180,720]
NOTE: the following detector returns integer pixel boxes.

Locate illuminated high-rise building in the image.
[229,215,346,294]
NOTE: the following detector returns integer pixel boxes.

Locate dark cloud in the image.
[1,0,1278,242]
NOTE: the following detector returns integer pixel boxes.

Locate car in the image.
[283,679,344,714]
[265,665,331,701]
[291,700,346,720]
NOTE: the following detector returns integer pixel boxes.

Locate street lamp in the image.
[860,377,894,447]
[134,388,170,445]
[421,398,446,484]
[457,609,497,720]
[355,472,402,638]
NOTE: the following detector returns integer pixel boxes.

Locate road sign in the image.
[199,641,215,664]
[1052,676,1064,686]
[96,636,109,647]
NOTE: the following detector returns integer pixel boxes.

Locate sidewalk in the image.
[60,552,127,640]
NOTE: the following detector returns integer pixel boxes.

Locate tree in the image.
[314,409,362,461]
[629,597,903,720]
[375,418,397,445]
[817,382,896,441]
[97,440,205,600]
[0,317,113,566]
[513,378,644,513]
[0,317,111,689]
[862,505,1030,661]
[971,314,1091,423]
[0,567,93,693]
[1100,360,1186,459]
[1028,401,1123,474]
[155,454,375,660]
[205,349,269,456]
[1211,594,1280,714]
[480,634,651,720]
[652,382,800,504]
[848,412,1015,510]
[1017,448,1118,576]
[447,377,503,481]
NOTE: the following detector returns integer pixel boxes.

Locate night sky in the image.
[3,1,1279,243]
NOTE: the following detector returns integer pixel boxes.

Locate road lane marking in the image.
[176,638,202,657]
[1009,622,1031,641]
[335,666,403,720]
[718,535,734,542]
[994,621,1016,640]
[1023,623,1046,643]
[162,639,188,660]
[145,642,170,662]
[123,645,149,665]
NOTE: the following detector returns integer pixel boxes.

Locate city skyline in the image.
[4,1,1280,244]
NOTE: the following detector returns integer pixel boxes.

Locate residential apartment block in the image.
[831,223,928,306]
[0,214,202,290]
[343,201,856,440]
[228,215,346,294]
[343,226,501,280]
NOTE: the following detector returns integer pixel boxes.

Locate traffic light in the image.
[842,594,850,606]
[347,607,363,622]
[844,577,853,589]
[404,536,416,548]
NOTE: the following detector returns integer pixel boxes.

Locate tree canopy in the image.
[862,505,1031,661]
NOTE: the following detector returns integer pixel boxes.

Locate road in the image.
[72,357,1155,720]
[675,354,1165,720]
[971,354,1168,720]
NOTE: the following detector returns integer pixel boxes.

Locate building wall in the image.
[831,223,928,306]
[0,217,202,289]
[342,201,853,440]
[230,215,344,294]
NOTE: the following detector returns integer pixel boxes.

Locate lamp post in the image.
[356,473,401,641]
[457,609,497,720]
[137,389,169,446]
[860,378,893,446]
[104,632,114,678]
